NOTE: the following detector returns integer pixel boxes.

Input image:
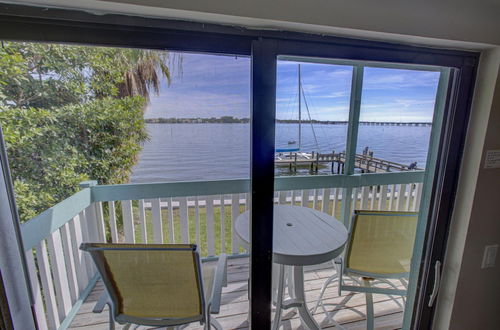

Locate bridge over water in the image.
[277,120,433,126]
[314,121,432,127]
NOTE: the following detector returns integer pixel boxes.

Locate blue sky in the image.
[145,52,440,122]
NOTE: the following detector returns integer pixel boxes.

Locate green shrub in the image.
[0,96,147,221]
[0,42,171,222]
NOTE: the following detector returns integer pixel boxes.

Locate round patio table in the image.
[235,205,348,329]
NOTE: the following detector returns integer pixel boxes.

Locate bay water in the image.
[130,123,431,183]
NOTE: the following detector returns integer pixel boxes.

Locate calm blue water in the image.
[130,123,431,183]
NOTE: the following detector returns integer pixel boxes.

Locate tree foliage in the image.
[0,41,170,221]
[0,42,170,108]
[0,97,147,221]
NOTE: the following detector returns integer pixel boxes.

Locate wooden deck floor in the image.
[69,257,404,329]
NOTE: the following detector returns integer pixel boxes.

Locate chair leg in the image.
[286,265,295,299]
[272,264,285,330]
[210,317,223,330]
[108,305,115,330]
[363,278,374,330]
[272,263,279,306]
[205,304,211,330]
[203,302,223,330]
[92,292,114,330]
[313,259,339,314]
[312,272,338,314]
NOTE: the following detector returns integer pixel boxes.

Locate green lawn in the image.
[103,190,416,257]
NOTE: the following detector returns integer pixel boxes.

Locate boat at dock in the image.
[274,64,421,174]
[275,64,315,162]
[276,149,423,174]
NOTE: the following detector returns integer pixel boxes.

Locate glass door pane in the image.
[272,56,355,330]
[0,42,253,328]
[271,54,449,329]
[356,67,441,172]
[275,59,352,179]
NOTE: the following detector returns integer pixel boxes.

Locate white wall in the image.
[434,48,500,330]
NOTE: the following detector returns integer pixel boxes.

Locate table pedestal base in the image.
[272,265,320,330]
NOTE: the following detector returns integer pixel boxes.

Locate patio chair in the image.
[80,243,227,330]
[313,210,418,330]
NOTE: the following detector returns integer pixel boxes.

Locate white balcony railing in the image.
[20,171,424,329]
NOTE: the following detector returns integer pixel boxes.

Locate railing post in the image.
[79,181,106,243]
[340,65,364,227]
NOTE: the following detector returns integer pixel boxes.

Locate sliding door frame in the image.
[0,4,478,329]
[264,39,477,329]
[250,39,277,328]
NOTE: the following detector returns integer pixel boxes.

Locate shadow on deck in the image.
[69,257,404,329]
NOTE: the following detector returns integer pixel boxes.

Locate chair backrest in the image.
[80,243,205,325]
[345,210,418,278]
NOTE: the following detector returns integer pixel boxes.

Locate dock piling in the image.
[275,147,422,174]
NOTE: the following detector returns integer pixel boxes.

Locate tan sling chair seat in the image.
[80,243,227,330]
[314,210,418,330]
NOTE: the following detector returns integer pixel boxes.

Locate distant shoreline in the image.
[145,117,432,126]
[145,116,249,124]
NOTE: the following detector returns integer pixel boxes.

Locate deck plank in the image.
[69,257,404,329]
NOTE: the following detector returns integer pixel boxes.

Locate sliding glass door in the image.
[257,37,471,329]
[0,9,478,329]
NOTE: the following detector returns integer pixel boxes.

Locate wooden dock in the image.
[69,257,404,330]
[277,121,431,127]
[276,149,422,174]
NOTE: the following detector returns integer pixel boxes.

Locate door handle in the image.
[428,260,441,307]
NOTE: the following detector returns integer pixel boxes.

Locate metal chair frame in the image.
[80,243,227,330]
[313,210,418,330]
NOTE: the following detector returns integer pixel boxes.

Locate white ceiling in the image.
[2,0,500,50]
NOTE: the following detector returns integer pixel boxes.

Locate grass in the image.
[102,187,418,257]
[103,199,248,257]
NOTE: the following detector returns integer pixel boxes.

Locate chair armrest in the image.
[93,291,111,313]
[93,291,116,328]
[209,254,227,314]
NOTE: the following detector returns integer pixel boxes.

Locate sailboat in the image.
[275,64,316,162]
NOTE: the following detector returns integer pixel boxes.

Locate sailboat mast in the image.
[298,64,301,150]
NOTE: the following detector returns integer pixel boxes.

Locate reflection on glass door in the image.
[271,55,447,329]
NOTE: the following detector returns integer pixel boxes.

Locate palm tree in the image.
[117,49,173,101]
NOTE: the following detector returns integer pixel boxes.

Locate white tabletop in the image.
[235,205,348,266]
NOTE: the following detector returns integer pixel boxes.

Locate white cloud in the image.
[363,68,440,91]
[145,53,250,118]
[145,52,441,122]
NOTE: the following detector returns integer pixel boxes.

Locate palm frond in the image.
[118,49,174,101]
